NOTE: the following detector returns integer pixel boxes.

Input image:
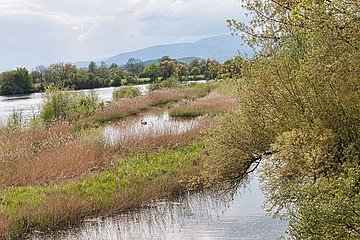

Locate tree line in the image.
[0,56,240,95]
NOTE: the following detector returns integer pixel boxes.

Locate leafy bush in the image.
[112,86,141,100]
[149,76,180,91]
[39,85,101,123]
[160,76,180,88]
[6,110,24,132]
[0,68,33,95]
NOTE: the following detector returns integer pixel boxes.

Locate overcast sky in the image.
[0,0,245,71]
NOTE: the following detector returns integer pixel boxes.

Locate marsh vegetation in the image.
[0,82,238,239]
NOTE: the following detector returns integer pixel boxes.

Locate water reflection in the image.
[30,176,287,240]
[103,112,202,146]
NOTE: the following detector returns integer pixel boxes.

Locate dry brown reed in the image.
[95,88,207,120]
[171,91,237,114]
[0,88,213,189]
[96,95,150,119]
[1,141,112,187]
[0,215,9,240]
[0,114,210,188]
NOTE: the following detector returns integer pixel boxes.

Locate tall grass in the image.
[0,142,205,239]
[169,91,237,118]
[0,86,219,188]
[0,109,212,188]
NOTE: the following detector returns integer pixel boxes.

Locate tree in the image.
[176,62,188,81]
[48,62,77,83]
[143,63,160,82]
[221,56,243,78]
[159,59,176,79]
[206,59,221,79]
[31,65,47,91]
[206,0,360,238]
[190,66,200,79]
[0,68,33,95]
[187,59,200,72]
[125,58,144,78]
[109,67,122,87]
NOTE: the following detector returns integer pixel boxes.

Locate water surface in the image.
[0,85,149,124]
[30,176,287,240]
[103,111,203,146]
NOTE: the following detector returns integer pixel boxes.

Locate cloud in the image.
[0,0,246,71]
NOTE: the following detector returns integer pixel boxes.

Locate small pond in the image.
[103,111,204,146]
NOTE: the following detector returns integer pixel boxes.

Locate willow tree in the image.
[206,0,360,238]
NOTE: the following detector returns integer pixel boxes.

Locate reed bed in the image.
[0,84,224,239]
[0,87,213,188]
[169,91,237,118]
[0,142,205,240]
[1,141,112,187]
[92,88,209,124]
[0,112,210,188]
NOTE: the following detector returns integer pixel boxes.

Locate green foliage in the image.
[112,86,141,100]
[207,0,360,238]
[143,63,160,82]
[169,109,216,118]
[125,58,144,78]
[1,56,223,96]
[287,166,360,239]
[190,66,200,77]
[39,85,101,123]
[6,110,24,132]
[159,75,180,88]
[149,75,180,91]
[0,68,33,95]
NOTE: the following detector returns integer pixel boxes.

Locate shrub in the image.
[6,110,24,132]
[149,76,180,91]
[112,86,141,100]
[39,85,101,123]
[160,76,180,89]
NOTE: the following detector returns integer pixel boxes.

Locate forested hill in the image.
[75,35,251,68]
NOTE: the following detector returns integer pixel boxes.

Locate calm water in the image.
[0,85,149,124]
[103,111,204,146]
[30,176,287,240]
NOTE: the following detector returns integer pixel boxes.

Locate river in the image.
[0,85,149,124]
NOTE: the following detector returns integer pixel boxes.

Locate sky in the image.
[0,0,245,71]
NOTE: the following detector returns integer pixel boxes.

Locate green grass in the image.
[169,109,217,118]
[90,112,131,125]
[149,99,177,107]
[0,142,205,239]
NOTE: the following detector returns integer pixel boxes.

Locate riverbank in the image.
[0,82,237,239]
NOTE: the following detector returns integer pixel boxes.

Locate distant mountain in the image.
[75,35,251,68]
